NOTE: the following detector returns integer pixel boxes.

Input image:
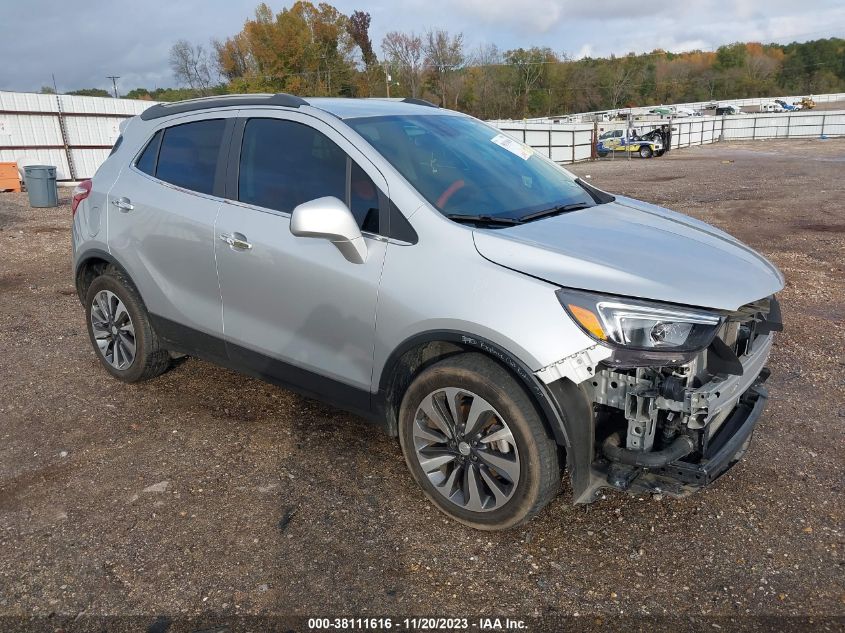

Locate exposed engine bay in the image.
[583,296,782,496]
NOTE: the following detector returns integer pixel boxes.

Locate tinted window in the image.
[238,118,346,215]
[156,120,225,195]
[135,130,162,176]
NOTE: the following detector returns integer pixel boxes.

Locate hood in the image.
[472,196,784,311]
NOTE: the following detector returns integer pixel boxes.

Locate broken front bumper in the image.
[653,380,768,488]
[596,376,769,497]
[537,297,780,503]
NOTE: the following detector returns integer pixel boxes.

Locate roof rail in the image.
[140,93,308,120]
[401,97,439,108]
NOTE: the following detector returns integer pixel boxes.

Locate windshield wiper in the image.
[445,214,522,226]
[518,203,593,223]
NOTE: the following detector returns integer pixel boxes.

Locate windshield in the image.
[347,114,596,221]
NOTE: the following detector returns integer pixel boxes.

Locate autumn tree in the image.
[715,43,748,70]
[505,47,556,117]
[381,31,424,98]
[66,88,112,97]
[345,10,382,96]
[170,40,217,95]
[347,10,376,67]
[423,29,464,107]
[158,8,844,119]
[213,2,355,95]
[213,32,252,82]
[464,44,507,119]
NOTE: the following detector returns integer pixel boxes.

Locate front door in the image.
[214,112,388,412]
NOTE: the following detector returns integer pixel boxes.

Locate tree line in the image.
[51,2,845,119]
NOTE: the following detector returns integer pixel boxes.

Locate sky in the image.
[1,0,844,94]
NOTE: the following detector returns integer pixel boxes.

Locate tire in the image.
[597,151,609,158]
[639,145,653,159]
[84,268,171,383]
[398,353,560,530]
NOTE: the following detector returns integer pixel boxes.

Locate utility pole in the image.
[106,76,120,99]
[383,62,391,98]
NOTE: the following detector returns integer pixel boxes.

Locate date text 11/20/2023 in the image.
[307,617,527,630]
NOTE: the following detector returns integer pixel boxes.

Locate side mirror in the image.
[290,196,368,264]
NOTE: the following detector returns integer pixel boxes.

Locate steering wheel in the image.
[436,179,465,208]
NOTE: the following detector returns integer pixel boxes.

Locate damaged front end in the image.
[543,291,782,502]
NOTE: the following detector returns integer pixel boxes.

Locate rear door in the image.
[214,111,388,411]
[107,112,237,355]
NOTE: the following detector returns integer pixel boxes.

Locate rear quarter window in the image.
[135,130,162,176]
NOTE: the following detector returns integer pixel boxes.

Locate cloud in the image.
[574,44,593,60]
[0,0,843,92]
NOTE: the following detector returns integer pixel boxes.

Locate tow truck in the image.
[597,128,663,159]
[775,99,801,112]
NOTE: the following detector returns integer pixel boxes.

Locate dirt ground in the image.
[0,139,843,631]
[810,99,845,111]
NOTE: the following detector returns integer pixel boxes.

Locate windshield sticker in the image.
[490,133,533,160]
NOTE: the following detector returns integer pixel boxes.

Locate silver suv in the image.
[72,94,783,530]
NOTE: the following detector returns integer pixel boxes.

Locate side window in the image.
[155,119,225,195]
[135,130,162,176]
[238,118,377,231]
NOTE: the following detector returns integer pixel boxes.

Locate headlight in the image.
[556,288,722,352]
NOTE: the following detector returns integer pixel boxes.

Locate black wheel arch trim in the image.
[376,330,596,502]
[74,248,140,302]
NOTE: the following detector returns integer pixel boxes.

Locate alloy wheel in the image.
[412,387,521,512]
[90,290,136,370]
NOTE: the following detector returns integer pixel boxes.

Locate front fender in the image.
[377,330,599,503]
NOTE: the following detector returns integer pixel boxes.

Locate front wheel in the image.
[639,145,653,159]
[398,353,560,530]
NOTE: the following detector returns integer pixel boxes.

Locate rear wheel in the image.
[597,150,609,158]
[84,269,171,383]
[398,353,560,530]
[639,145,653,159]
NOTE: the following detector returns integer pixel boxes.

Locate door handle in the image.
[111,197,134,212]
[219,232,253,250]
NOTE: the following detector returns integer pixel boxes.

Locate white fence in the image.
[0,91,153,181]
[1,90,844,183]
[670,110,845,147]
[493,109,845,162]
[489,122,596,163]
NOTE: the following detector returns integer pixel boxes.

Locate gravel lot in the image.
[1,139,843,631]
